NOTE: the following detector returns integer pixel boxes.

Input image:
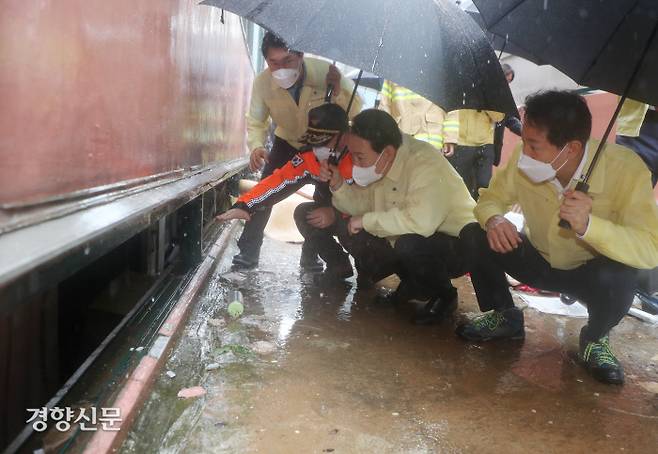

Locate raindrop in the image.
[578,8,588,19]
[543,0,548,10]
[84,246,91,255]
[424,53,428,58]
[487,59,490,64]
[420,69,423,74]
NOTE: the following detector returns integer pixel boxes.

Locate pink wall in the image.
[0,1,253,206]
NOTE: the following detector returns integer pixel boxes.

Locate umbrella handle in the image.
[325,85,334,103]
[558,180,590,230]
[325,60,337,103]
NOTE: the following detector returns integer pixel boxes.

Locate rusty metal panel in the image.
[0,0,252,207]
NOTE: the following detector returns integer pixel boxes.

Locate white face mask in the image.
[271,67,300,89]
[312,146,331,162]
[353,152,385,187]
[517,144,569,183]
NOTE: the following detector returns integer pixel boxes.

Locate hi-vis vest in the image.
[379,80,459,150]
[456,109,505,147]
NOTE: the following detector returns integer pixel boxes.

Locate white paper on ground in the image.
[518,293,588,318]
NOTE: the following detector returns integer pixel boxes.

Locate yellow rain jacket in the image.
[456,109,505,146]
[475,140,658,270]
[246,57,362,152]
[379,80,459,150]
[332,135,476,244]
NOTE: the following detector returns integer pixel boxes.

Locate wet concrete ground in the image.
[122,234,658,453]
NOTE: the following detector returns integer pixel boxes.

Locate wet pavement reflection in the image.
[122,236,658,453]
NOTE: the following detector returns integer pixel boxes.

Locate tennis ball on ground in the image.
[227,301,244,318]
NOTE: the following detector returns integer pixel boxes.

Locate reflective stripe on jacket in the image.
[235,150,353,211]
[379,81,459,149]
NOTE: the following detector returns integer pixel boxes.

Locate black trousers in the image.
[336,225,468,300]
[293,202,350,266]
[447,144,495,200]
[237,136,299,257]
[460,223,638,341]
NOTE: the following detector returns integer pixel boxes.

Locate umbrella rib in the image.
[370,14,391,73]
[579,0,641,83]
[483,0,527,30]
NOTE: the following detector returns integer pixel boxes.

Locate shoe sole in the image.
[576,357,625,385]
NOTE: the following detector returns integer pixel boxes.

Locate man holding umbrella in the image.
[457,90,658,384]
[233,31,362,269]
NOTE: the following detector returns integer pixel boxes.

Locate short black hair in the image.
[524,90,592,147]
[350,109,403,153]
[261,31,302,59]
[502,63,514,81]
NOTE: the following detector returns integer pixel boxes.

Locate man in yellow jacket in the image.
[616,98,658,187]
[446,109,505,200]
[320,109,477,324]
[378,80,459,153]
[233,32,362,269]
[457,91,658,385]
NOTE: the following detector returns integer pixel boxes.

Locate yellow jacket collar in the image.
[385,135,412,183]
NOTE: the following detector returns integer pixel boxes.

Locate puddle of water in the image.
[122,236,658,454]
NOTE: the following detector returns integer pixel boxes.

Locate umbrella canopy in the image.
[345,69,383,91]
[472,0,658,106]
[201,0,518,116]
[465,10,546,65]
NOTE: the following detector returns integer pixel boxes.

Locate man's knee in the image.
[459,222,488,253]
[394,234,426,258]
[293,202,315,224]
[590,259,638,296]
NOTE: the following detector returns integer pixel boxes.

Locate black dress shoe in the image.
[412,294,458,325]
[231,252,259,270]
[313,261,354,285]
[300,253,324,272]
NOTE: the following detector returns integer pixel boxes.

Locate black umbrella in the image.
[201,0,518,116]
[472,0,658,228]
[345,69,383,92]
[465,10,546,64]
[471,0,658,106]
